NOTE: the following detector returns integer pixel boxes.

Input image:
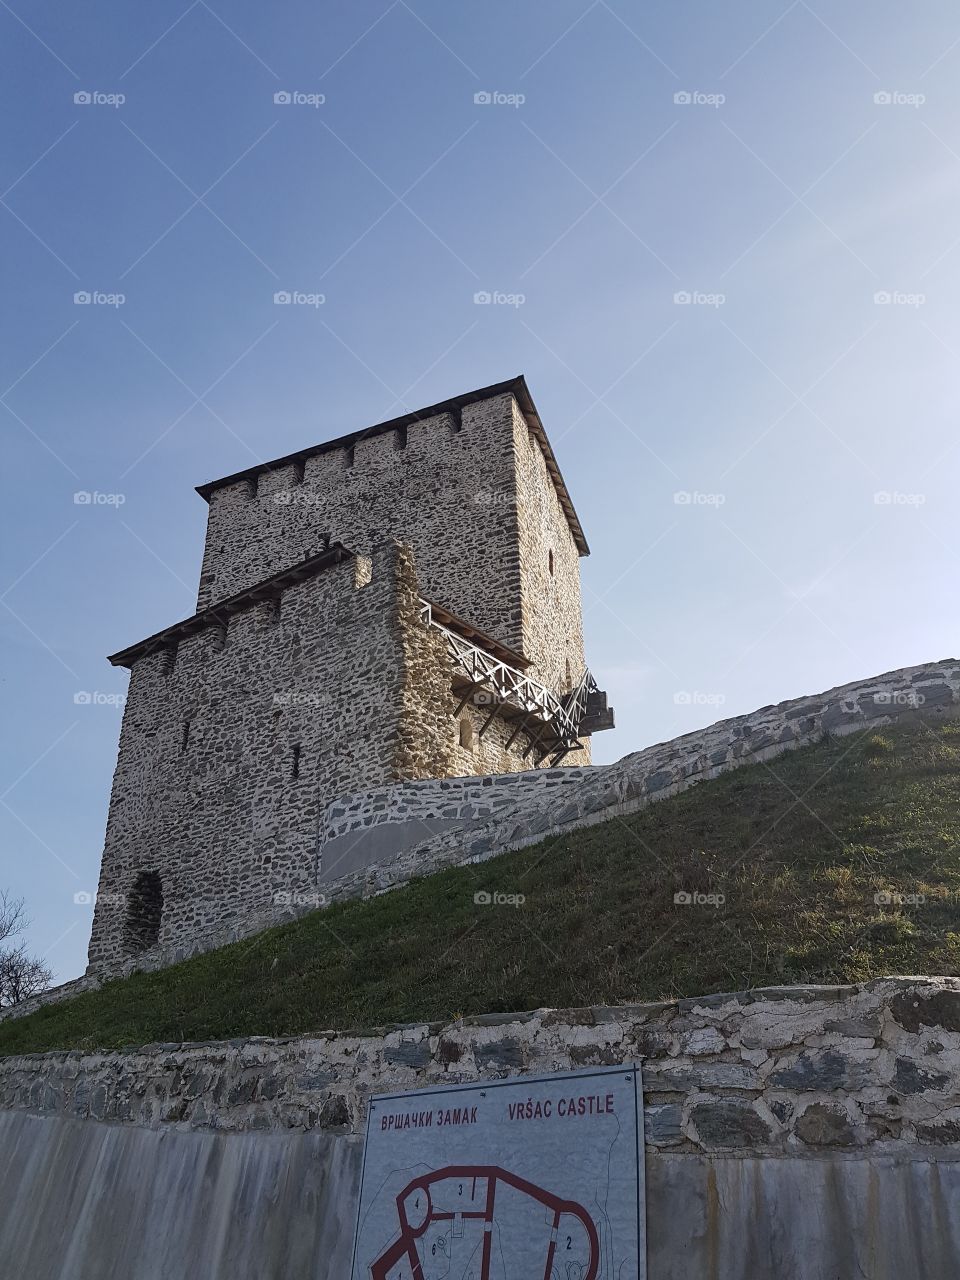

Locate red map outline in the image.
[369,1164,600,1280]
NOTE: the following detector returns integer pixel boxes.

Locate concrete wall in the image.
[2,978,960,1277]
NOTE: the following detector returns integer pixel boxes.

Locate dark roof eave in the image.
[193,375,590,556]
[107,543,354,668]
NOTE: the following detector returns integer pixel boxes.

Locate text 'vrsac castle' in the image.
[88,377,613,972]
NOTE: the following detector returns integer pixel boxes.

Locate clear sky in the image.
[2,1,959,982]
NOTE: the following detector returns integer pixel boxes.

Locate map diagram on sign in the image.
[350,1066,644,1280]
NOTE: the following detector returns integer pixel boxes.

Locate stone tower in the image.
[87,377,613,973]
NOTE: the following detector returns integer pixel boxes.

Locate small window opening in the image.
[291,743,302,780]
[459,717,476,750]
[292,458,306,485]
[265,596,281,625]
[566,658,573,689]
[123,871,163,954]
[449,405,462,433]
[548,549,555,576]
[344,444,355,469]
[163,644,178,675]
[181,719,191,752]
[247,475,260,500]
[396,424,408,450]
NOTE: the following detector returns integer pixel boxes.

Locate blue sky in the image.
[2,1,960,982]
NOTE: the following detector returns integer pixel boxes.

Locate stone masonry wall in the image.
[89,545,414,972]
[87,541,546,977]
[320,767,596,849]
[512,398,589,766]
[4,979,960,1160]
[197,395,531,658]
[195,391,590,693]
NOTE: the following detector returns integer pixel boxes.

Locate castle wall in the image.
[88,542,545,975]
[196,394,529,656]
[88,547,412,972]
[512,403,587,689]
[3,979,960,1278]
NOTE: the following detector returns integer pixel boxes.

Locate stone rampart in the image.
[3,979,959,1155]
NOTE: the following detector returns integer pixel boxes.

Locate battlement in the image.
[195,376,588,554]
[191,379,588,690]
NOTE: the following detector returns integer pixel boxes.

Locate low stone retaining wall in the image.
[3,979,960,1279]
[3,978,960,1156]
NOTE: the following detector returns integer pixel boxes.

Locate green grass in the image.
[4,721,960,1056]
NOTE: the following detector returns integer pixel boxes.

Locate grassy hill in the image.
[3,721,960,1057]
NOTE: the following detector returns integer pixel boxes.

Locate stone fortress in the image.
[88,377,614,974]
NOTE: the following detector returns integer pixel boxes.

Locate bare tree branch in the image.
[0,892,53,1008]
